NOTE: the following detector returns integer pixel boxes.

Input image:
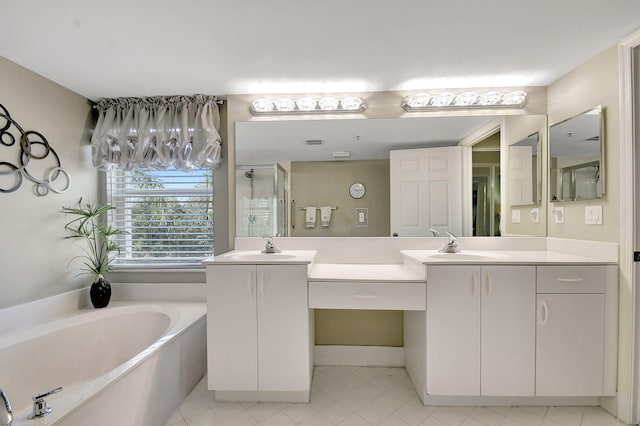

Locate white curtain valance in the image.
[91,94,222,171]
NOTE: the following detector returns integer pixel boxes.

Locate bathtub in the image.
[0,302,206,426]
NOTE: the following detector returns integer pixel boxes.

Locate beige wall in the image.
[315,310,403,346]
[0,56,96,309]
[291,160,390,237]
[547,46,619,242]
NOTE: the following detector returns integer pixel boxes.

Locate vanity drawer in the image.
[537,266,605,293]
[308,281,426,310]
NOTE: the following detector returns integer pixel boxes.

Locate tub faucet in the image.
[438,231,461,253]
[29,386,62,419]
[262,237,281,254]
[0,387,12,426]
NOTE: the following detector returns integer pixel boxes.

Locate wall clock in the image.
[349,182,366,199]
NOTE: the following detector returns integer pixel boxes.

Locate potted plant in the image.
[62,198,126,308]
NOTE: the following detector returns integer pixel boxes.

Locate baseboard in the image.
[314,345,404,367]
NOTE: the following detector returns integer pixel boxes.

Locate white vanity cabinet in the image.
[535,265,618,397]
[425,265,536,396]
[206,263,311,398]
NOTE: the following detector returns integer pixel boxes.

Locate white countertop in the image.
[401,250,616,265]
[308,263,425,282]
[203,250,317,265]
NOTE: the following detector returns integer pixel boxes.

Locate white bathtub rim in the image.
[6,302,205,425]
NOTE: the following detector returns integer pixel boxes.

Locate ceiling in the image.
[1,1,640,101]
[236,116,497,163]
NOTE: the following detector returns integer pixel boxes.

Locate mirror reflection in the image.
[509,132,539,206]
[549,106,604,202]
[235,115,546,237]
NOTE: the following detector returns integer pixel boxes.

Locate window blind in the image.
[106,168,213,265]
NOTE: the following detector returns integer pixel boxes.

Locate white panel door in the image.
[426,265,481,395]
[536,293,605,396]
[257,265,311,391]
[390,146,462,236]
[207,265,258,391]
[509,145,534,205]
[425,147,462,235]
[480,266,536,396]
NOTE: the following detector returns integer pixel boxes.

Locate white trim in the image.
[458,118,502,146]
[618,28,640,425]
[314,345,404,367]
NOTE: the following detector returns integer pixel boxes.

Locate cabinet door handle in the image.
[472,273,478,298]
[539,300,549,326]
[354,292,380,299]
[258,271,265,295]
[485,273,492,296]
[247,270,255,295]
[557,277,584,283]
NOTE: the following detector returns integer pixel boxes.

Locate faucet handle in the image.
[0,387,12,426]
[29,386,62,419]
[261,236,281,253]
[428,228,440,237]
[445,230,458,239]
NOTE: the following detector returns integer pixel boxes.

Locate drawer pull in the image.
[472,273,478,298]
[354,292,380,299]
[557,277,584,283]
[248,271,254,295]
[539,300,549,325]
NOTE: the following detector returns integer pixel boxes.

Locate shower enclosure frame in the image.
[236,164,289,237]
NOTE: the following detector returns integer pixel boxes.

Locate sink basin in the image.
[228,253,298,261]
[426,251,509,261]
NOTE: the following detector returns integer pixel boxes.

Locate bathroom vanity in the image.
[204,241,618,405]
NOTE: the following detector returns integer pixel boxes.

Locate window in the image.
[106,168,214,266]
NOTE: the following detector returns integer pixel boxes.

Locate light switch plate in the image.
[511,209,521,223]
[585,205,603,225]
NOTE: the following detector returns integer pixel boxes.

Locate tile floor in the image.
[165,366,627,426]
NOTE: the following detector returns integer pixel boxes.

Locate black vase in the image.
[90,276,111,308]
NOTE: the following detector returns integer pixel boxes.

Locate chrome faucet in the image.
[428,228,440,237]
[438,231,461,253]
[0,387,12,426]
[262,237,281,254]
[29,386,62,419]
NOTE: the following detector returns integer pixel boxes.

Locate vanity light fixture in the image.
[402,90,527,111]
[250,96,366,115]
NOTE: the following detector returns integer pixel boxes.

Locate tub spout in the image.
[29,386,62,419]
[0,387,12,426]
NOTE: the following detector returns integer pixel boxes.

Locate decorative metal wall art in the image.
[0,103,70,196]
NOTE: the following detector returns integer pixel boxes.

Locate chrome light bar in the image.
[403,90,527,111]
[250,96,366,115]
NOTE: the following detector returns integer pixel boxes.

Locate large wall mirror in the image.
[549,106,604,202]
[508,132,540,206]
[235,114,547,237]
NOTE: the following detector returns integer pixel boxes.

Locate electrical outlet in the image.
[552,207,564,224]
[355,208,368,227]
[530,208,540,224]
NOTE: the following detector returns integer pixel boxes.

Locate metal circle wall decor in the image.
[0,103,70,196]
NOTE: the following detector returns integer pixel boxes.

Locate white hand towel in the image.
[305,207,316,228]
[320,206,332,227]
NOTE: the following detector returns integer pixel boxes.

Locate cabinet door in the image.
[481,266,535,396]
[207,265,258,391]
[257,265,311,391]
[390,146,462,236]
[536,293,605,396]
[426,265,481,395]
